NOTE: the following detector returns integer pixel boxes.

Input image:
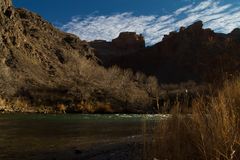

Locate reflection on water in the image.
[0,114,169,160]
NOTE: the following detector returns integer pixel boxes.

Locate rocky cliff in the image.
[0,0,96,102]
[112,32,145,50]
[94,21,240,84]
[0,0,161,113]
[90,32,145,64]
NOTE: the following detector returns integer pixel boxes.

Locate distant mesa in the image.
[92,20,240,83]
[90,32,145,64]
[90,32,145,52]
[229,28,240,41]
[188,20,203,30]
[230,28,240,35]
[112,32,145,50]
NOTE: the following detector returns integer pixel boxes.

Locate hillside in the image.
[0,0,95,101]
[0,0,162,113]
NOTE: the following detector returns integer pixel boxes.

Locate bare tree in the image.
[146,76,160,111]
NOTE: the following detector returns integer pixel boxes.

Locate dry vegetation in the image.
[59,55,162,113]
[58,55,200,113]
[143,78,240,160]
[0,97,54,113]
[0,53,203,114]
[0,54,164,113]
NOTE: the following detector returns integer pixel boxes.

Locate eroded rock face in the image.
[229,28,240,42]
[90,32,145,65]
[0,0,96,100]
[100,21,240,84]
[112,32,145,50]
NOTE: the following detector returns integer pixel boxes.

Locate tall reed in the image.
[143,79,240,160]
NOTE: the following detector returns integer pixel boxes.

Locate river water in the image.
[0,114,169,160]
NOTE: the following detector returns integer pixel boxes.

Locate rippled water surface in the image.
[0,114,169,160]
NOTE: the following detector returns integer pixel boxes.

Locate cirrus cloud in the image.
[61,0,240,46]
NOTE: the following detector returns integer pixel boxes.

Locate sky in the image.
[13,0,240,45]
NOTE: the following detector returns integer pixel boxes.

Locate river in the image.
[0,114,169,160]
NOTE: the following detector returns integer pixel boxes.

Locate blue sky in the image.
[13,0,199,24]
[13,0,240,45]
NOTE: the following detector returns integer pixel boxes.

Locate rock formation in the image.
[94,21,240,84]
[0,0,158,113]
[2,0,240,111]
[112,32,145,50]
[0,0,95,101]
[90,32,145,65]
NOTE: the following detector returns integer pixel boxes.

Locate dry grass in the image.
[144,78,240,160]
[0,97,8,107]
[13,98,29,109]
[0,97,11,111]
[55,104,67,113]
[0,98,55,113]
[191,79,240,160]
[0,97,114,113]
[68,101,114,113]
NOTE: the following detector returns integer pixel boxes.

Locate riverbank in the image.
[0,87,198,114]
[0,98,162,114]
[0,105,51,114]
[0,99,54,114]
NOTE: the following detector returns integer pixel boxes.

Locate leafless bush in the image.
[144,78,240,160]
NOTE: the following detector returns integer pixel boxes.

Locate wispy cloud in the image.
[61,0,240,46]
[174,4,193,15]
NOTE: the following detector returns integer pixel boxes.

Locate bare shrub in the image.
[145,78,240,160]
[56,104,66,113]
[64,55,158,112]
[191,79,240,160]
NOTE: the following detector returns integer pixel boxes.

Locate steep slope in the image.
[0,0,95,102]
[93,21,240,84]
[0,0,162,113]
